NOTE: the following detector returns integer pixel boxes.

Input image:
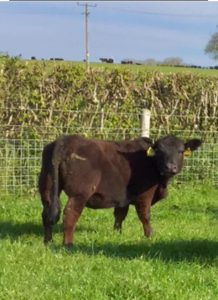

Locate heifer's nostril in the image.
[172,166,177,173]
[166,163,177,174]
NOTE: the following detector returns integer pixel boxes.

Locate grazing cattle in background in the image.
[38,135,202,247]
[121,60,133,64]
[99,58,114,63]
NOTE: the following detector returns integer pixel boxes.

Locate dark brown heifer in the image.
[38,134,202,247]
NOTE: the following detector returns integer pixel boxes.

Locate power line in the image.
[98,6,218,19]
[77,2,97,72]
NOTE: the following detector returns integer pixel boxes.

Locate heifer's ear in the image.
[185,139,202,151]
[140,137,153,149]
[142,137,153,144]
[139,137,153,149]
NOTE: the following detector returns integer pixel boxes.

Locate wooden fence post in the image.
[141,109,151,137]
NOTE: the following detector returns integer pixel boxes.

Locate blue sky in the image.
[0,1,218,66]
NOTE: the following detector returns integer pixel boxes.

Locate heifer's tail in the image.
[49,138,64,225]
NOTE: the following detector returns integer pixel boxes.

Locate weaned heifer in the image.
[38,135,202,247]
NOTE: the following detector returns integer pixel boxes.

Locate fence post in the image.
[141,109,151,137]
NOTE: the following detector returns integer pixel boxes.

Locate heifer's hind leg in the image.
[113,205,129,232]
[63,196,86,247]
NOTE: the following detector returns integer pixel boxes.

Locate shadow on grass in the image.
[0,221,43,239]
[0,221,94,241]
[59,239,218,264]
[1,221,218,264]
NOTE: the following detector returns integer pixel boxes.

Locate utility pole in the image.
[77,2,96,72]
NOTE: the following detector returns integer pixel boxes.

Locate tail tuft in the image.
[48,199,61,225]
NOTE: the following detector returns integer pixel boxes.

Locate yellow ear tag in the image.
[146,147,155,157]
[184,148,192,157]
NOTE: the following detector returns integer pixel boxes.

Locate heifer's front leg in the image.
[63,196,85,248]
[113,206,129,232]
[135,195,153,238]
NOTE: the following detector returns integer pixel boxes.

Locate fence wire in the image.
[0,110,217,197]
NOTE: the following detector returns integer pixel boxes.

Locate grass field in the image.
[0,183,218,300]
[41,60,218,76]
[2,57,217,77]
[89,62,218,77]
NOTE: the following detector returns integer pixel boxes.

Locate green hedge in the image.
[0,57,217,140]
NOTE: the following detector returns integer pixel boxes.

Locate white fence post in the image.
[141,109,151,138]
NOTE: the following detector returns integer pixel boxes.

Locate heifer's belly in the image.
[85,164,129,209]
[86,191,129,209]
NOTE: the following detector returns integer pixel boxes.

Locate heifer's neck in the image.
[123,151,171,196]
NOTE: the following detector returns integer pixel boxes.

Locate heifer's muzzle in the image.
[160,163,178,176]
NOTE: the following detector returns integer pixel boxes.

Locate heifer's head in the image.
[146,135,202,177]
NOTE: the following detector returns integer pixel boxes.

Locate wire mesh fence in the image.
[0,109,217,197]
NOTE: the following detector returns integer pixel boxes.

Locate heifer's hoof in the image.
[64,243,74,251]
[144,228,153,238]
[44,238,53,245]
[113,223,122,233]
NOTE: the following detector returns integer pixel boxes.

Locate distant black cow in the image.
[99,58,114,63]
[121,60,133,64]
[38,135,202,247]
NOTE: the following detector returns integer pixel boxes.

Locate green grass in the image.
[10,59,218,77]
[0,184,218,299]
[90,62,218,76]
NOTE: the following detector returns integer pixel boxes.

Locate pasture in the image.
[21,59,218,77]
[88,62,218,77]
[0,183,218,300]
